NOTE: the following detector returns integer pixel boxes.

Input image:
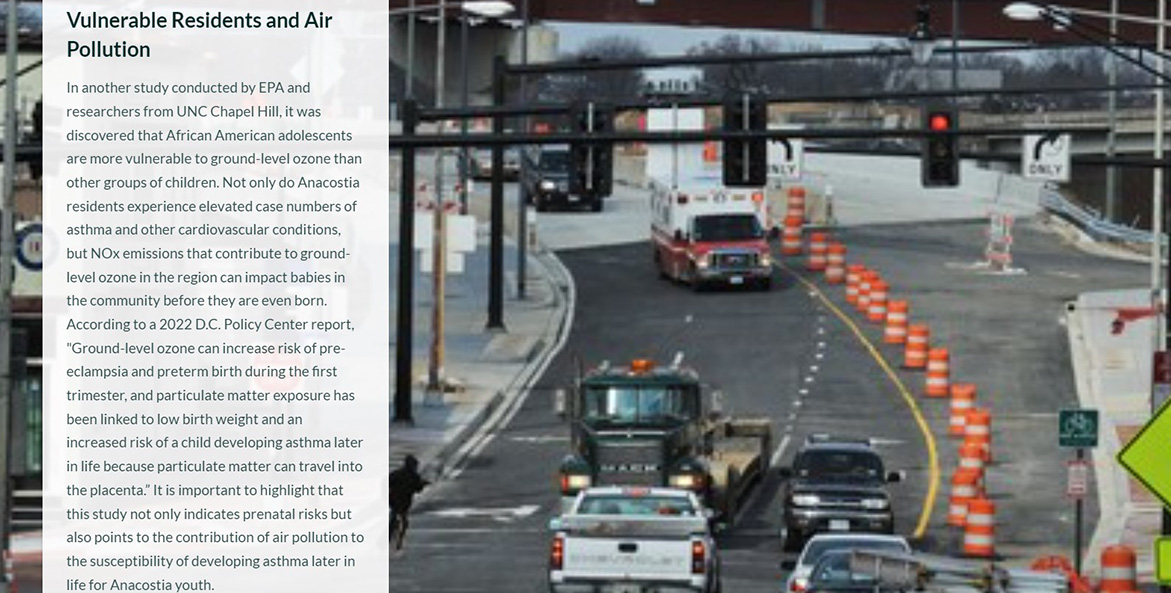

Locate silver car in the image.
[782,533,910,593]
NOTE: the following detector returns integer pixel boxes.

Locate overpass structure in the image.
[388,0,1167,44]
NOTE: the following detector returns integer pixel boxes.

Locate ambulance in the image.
[647,108,774,290]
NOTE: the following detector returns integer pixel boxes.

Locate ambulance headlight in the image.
[695,253,710,269]
[760,251,772,267]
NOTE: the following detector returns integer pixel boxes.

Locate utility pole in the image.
[1,0,18,582]
[427,5,449,402]
[1155,3,1170,589]
[406,0,416,98]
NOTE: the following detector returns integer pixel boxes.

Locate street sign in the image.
[1157,537,1171,585]
[14,222,42,271]
[1119,398,1171,510]
[767,126,804,181]
[1022,133,1071,182]
[1066,459,1089,499]
[1058,408,1099,449]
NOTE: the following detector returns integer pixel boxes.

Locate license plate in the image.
[829,519,850,531]
[729,276,744,285]
[611,585,641,593]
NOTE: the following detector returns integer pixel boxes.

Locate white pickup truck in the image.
[547,486,722,593]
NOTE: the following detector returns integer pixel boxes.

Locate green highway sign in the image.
[1158,538,1171,585]
[1119,399,1171,511]
[1059,409,1099,449]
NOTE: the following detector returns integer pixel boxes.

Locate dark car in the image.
[779,435,903,551]
[522,145,603,213]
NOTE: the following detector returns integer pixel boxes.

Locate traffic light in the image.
[722,92,768,187]
[569,102,614,197]
[921,106,959,187]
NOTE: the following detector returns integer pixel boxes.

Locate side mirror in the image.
[548,517,563,532]
[553,388,567,418]
[887,470,905,483]
[778,467,793,479]
[710,390,725,416]
[702,508,715,520]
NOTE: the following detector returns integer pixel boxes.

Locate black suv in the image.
[780,435,903,551]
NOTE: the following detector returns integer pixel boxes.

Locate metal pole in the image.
[951,0,959,101]
[436,2,446,108]
[516,0,530,300]
[1105,0,1119,223]
[393,99,419,425]
[406,0,416,98]
[488,55,507,330]
[1075,447,1085,575]
[0,0,15,580]
[459,15,470,214]
[1153,3,1171,584]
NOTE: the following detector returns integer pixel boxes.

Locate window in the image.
[18,373,40,473]
[796,450,884,481]
[581,385,698,427]
[691,214,763,242]
[578,495,696,516]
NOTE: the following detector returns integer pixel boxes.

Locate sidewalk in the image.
[389,221,573,480]
[1066,286,1160,582]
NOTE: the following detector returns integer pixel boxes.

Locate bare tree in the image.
[534,35,651,104]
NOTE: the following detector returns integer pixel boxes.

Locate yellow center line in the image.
[777,261,940,539]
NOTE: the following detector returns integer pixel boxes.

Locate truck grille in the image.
[595,441,662,486]
[714,251,757,270]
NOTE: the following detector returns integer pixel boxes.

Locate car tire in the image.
[782,528,803,553]
[536,195,548,213]
[758,278,772,291]
[591,199,603,213]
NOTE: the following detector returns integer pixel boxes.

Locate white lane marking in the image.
[442,253,578,483]
[815,352,825,360]
[798,388,809,396]
[792,400,803,408]
[770,434,793,468]
[805,376,815,383]
[809,365,820,373]
[509,435,569,444]
[817,341,827,349]
[787,412,798,421]
[817,328,826,335]
[429,504,541,521]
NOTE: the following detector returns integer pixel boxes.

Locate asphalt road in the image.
[393,239,934,593]
[391,205,1147,592]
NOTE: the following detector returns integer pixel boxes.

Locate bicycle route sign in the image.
[1058,408,1098,449]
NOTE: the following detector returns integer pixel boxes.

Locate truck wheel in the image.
[782,528,803,553]
[536,195,548,213]
[591,199,603,213]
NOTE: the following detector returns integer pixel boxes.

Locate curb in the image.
[1043,214,1154,264]
[421,239,574,483]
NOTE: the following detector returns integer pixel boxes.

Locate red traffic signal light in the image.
[929,113,952,131]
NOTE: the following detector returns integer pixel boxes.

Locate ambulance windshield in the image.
[692,214,763,242]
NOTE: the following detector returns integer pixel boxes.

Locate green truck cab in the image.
[554,358,773,523]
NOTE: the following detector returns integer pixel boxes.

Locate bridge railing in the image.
[1040,186,1168,246]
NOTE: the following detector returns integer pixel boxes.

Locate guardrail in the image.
[1040,187,1168,247]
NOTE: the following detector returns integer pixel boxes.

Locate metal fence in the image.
[1040,186,1168,246]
